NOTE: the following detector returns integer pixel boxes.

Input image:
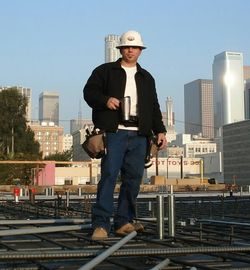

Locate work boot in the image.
[133,222,144,232]
[91,227,108,240]
[115,223,135,236]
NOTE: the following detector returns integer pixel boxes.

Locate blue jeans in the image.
[92,130,147,232]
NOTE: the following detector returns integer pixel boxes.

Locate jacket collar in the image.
[113,58,145,75]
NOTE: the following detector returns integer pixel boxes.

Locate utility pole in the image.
[11,119,14,157]
[180,155,183,179]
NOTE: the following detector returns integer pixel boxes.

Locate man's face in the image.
[120,46,142,65]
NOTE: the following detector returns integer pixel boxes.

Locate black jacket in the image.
[83,59,166,136]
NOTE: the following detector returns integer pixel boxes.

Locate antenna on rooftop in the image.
[78,99,83,124]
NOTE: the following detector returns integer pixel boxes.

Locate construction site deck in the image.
[1,186,250,270]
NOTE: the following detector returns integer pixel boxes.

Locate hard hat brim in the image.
[116,45,146,49]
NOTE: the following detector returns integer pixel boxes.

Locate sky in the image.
[1,0,250,133]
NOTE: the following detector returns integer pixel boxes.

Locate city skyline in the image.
[1,0,250,133]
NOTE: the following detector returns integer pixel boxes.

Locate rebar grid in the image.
[1,194,250,269]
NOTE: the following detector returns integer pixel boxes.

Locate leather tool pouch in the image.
[82,129,106,159]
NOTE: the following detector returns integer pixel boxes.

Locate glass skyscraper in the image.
[213,51,245,136]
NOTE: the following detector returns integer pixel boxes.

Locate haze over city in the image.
[1,0,250,133]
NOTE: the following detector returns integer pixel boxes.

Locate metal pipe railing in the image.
[168,185,175,237]
[198,219,250,227]
[157,195,164,239]
[150,258,170,270]
[0,224,91,237]
[0,218,89,225]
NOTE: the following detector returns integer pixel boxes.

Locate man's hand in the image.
[156,133,167,150]
[107,97,120,110]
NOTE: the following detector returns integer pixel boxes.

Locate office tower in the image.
[69,100,92,134]
[243,66,250,119]
[245,79,250,119]
[243,65,250,80]
[0,86,32,121]
[105,34,120,63]
[70,119,86,134]
[223,120,250,185]
[213,51,244,136]
[39,91,59,125]
[164,97,176,144]
[184,79,214,138]
[166,96,174,128]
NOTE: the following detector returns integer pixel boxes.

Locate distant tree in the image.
[44,148,73,162]
[0,88,42,184]
[0,88,26,156]
[14,126,41,159]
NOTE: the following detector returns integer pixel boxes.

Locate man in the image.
[83,30,166,240]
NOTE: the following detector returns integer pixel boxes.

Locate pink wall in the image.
[37,162,55,186]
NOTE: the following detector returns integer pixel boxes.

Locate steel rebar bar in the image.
[1,245,250,260]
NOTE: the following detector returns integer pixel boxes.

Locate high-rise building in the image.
[223,119,250,185]
[105,34,120,63]
[245,79,250,119]
[39,91,59,125]
[243,65,250,80]
[70,119,93,135]
[29,121,63,158]
[213,51,245,137]
[184,79,214,138]
[69,100,92,134]
[0,86,32,121]
[166,96,174,128]
[165,97,176,144]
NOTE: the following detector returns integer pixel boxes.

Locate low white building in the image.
[145,157,201,180]
[175,133,217,158]
[38,157,203,186]
[55,162,100,185]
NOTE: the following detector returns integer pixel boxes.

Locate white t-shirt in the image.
[122,65,137,116]
[118,65,138,131]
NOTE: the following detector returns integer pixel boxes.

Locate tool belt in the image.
[121,116,138,127]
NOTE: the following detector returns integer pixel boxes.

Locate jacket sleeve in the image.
[83,65,110,110]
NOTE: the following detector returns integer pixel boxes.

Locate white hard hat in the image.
[116,30,146,49]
